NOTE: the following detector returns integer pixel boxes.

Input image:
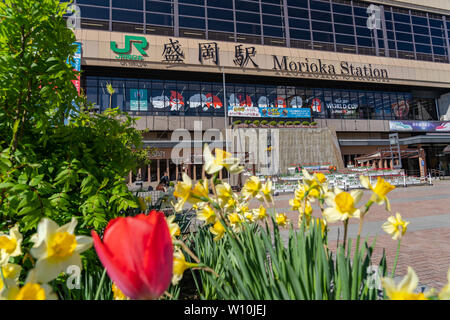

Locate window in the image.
[332,4,352,15]
[179,16,205,29]
[261,4,282,15]
[208,8,233,20]
[313,32,333,43]
[179,4,204,17]
[289,18,309,30]
[290,28,311,40]
[207,0,233,9]
[312,21,332,33]
[237,23,261,35]
[235,0,259,12]
[264,26,284,38]
[112,0,143,10]
[236,11,260,24]
[334,24,354,35]
[146,1,173,14]
[147,13,173,26]
[336,34,355,45]
[288,7,309,19]
[112,10,143,23]
[208,19,234,32]
[287,0,308,8]
[310,11,331,21]
[78,5,110,20]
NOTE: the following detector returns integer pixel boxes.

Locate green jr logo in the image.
[111,35,149,61]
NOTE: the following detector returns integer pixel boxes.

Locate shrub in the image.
[286,121,293,125]
[294,121,301,125]
[261,120,269,125]
[302,121,310,126]
[245,120,252,124]
[269,121,277,126]
[278,121,285,125]
[311,121,317,126]
[233,120,242,125]
[253,120,260,126]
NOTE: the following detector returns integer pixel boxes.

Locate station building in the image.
[70,0,450,186]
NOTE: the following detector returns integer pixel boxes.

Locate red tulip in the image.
[92,210,173,300]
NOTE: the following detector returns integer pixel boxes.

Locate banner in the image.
[326,98,358,115]
[390,120,450,132]
[69,42,82,94]
[227,106,311,118]
[130,89,148,111]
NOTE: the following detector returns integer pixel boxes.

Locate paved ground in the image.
[249,178,450,291]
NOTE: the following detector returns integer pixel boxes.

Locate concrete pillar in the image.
[418,147,427,178]
[219,168,222,180]
[128,171,133,185]
[378,159,383,169]
[157,159,160,184]
[390,159,394,169]
[175,164,179,181]
[166,159,170,181]
[193,164,197,181]
[202,165,205,180]
[147,164,151,183]
[137,167,142,181]
[383,159,388,169]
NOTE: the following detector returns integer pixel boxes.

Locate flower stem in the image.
[174,240,200,264]
[0,267,7,290]
[94,268,107,300]
[343,219,349,251]
[390,239,402,278]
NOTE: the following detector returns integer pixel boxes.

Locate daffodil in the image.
[197,204,217,225]
[258,180,273,203]
[360,176,396,211]
[192,179,209,200]
[203,144,243,175]
[323,189,363,223]
[382,213,409,240]
[253,205,267,221]
[165,215,181,239]
[228,212,244,232]
[173,173,195,212]
[0,263,21,291]
[112,283,130,300]
[275,213,289,227]
[172,249,198,285]
[209,220,226,241]
[382,267,428,300]
[0,224,22,265]
[242,176,262,200]
[315,172,327,184]
[30,217,93,283]
[438,268,450,300]
[297,201,313,227]
[0,269,57,300]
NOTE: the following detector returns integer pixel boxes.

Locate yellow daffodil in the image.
[192,179,209,200]
[209,220,226,241]
[275,213,289,227]
[360,176,396,211]
[253,205,267,221]
[289,197,302,211]
[316,173,327,184]
[0,269,57,300]
[197,204,217,225]
[216,183,237,210]
[242,176,262,200]
[0,224,22,265]
[382,213,409,240]
[203,144,243,175]
[314,218,327,237]
[257,180,273,204]
[165,215,181,239]
[297,201,313,227]
[382,267,428,300]
[244,211,255,222]
[438,268,450,300]
[173,173,193,212]
[30,217,93,283]
[228,212,244,225]
[323,189,363,223]
[0,263,21,291]
[172,249,198,285]
[112,283,129,300]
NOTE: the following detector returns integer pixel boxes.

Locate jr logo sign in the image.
[110,35,149,61]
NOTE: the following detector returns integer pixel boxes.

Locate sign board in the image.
[390,121,450,132]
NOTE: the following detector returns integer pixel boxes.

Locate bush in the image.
[269,121,277,126]
[253,120,260,126]
[233,120,242,125]
[311,121,317,126]
[261,120,269,125]
[245,120,252,124]
[294,121,301,125]
[302,121,310,126]
[278,121,285,125]
[286,121,293,125]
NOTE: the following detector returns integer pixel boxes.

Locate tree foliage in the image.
[0,0,146,233]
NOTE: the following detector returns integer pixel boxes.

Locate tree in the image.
[0,0,146,233]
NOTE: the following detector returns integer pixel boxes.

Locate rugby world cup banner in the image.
[390,120,450,132]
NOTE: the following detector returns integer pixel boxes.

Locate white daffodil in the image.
[0,263,22,291]
[30,217,92,283]
[203,144,243,175]
[0,224,23,265]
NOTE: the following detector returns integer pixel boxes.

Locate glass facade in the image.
[67,0,450,63]
[84,76,438,121]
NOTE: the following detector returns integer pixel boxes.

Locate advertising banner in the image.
[130,89,148,111]
[69,42,82,94]
[326,98,358,115]
[227,106,311,118]
[389,120,450,132]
